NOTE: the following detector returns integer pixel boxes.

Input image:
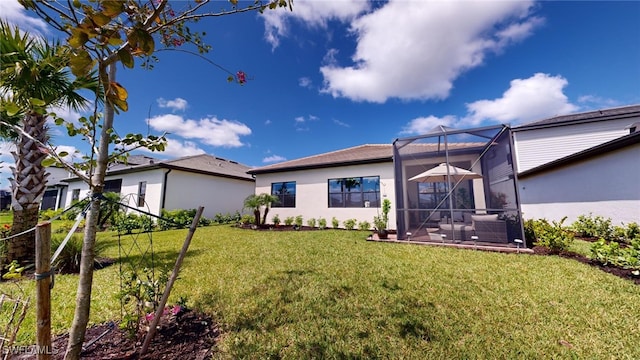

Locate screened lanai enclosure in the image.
[393,125,524,246]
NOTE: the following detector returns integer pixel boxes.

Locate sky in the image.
[1,0,639,189]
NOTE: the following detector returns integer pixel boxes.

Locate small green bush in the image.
[214,211,242,224]
[318,218,327,230]
[50,234,107,273]
[307,218,316,228]
[239,214,254,225]
[159,209,209,230]
[358,221,371,231]
[332,217,340,229]
[343,219,357,231]
[294,215,303,228]
[534,217,574,253]
[590,239,640,271]
[284,216,294,226]
[40,208,63,221]
[572,214,613,240]
[272,214,281,226]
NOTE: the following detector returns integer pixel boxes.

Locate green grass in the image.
[569,238,594,257]
[2,226,639,359]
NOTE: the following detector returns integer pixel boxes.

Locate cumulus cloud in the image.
[147,114,252,148]
[318,0,541,103]
[400,73,581,135]
[0,0,48,34]
[157,97,188,112]
[261,0,370,49]
[138,138,205,158]
[401,115,457,135]
[463,73,579,126]
[263,155,286,163]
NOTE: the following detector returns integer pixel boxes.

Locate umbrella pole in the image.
[444,133,455,242]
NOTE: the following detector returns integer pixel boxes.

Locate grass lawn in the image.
[2,226,639,359]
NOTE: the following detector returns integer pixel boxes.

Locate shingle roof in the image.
[514,104,640,131]
[248,142,486,174]
[66,154,254,182]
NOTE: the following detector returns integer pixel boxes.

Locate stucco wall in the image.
[164,170,254,219]
[254,162,396,230]
[519,143,640,224]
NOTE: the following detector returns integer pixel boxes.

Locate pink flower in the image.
[145,313,155,322]
[171,305,183,315]
[236,71,246,84]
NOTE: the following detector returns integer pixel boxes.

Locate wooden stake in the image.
[35,222,52,360]
[140,206,204,356]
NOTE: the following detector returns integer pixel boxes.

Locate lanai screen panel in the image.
[393,125,523,244]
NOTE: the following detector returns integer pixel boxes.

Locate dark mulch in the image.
[46,308,219,360]
[532,246,640,285]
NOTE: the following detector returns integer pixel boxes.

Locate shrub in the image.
[272,214,281,226]
[318,218,327,230]
[40,208,63,221]
[239,214,254,225]
[358,221,371,231]
[51,234,107,273]
[534,217,574,253]
[159,209,209,230]
[590,239,640,271]
[307,218,316,228]
[294,215,303,228]
[284,216,294,226]
[332,217,340,229]
[343,219,357,231]
[572,214,613,240]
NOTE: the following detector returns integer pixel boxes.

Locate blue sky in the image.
[1,0,639,188]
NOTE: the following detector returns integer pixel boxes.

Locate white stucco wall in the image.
[513,117,636,172]
[164,170,254,219]
[519,143,640,225]
[63,168,166,216]
[254,162,396,230]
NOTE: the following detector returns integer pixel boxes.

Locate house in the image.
[62,154,255,219]
[249,124,524,246]
[248,144,397,229]
[41,166,72,211]
[513,105,640,224]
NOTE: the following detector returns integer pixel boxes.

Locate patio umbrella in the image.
[409,163,482,183]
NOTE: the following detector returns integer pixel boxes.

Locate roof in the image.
[248,142,487,175]
[518,130,640,179]
[514,104,640,131]
[248,144,393,174]
[65,154,254,182]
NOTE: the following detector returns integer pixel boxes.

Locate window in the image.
[103,179,122,194]
[137,181,147,207]
[71,189,80,202]
[328,176,380,208]
[271,181,296,207]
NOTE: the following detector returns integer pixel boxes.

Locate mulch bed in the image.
[531,245,640,285]
[46,308,219,360]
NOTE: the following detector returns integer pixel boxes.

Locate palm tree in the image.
[0,21,99,263]
[243,193,279,227]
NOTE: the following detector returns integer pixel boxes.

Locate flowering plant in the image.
[1,224,11,238]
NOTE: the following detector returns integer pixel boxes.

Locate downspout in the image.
[160,168,172,212]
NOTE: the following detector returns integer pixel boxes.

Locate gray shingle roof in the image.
[514,104,640,131]
[249,142,486,174]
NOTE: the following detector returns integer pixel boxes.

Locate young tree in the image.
[18,1,292,358]
[0,21,99,264]
[244,193,279,226]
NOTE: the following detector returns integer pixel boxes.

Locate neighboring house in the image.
[513,104,640,224]
[41,166,72,211]
[248,145,397,229]
[62,154,255,220]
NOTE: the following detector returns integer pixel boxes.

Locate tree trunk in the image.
[64,64,116,360]
[8,111,49,264]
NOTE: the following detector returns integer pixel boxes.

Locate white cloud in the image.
[265,119,272,125]
[400,73,581,134]
[0,0,48,34]
[157,97,188,112]
[51,145,81,163]
[463,73,579,126]
[333,119,350,128]
[319,0,541,103]
[401,115,457,135]
[263,155,286,163]
[147,114,252,148]
[577,95,621,109]
[295,116,306,123]
[261,0,370,49]
[299,77,312,88]
[138,138,205,158]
